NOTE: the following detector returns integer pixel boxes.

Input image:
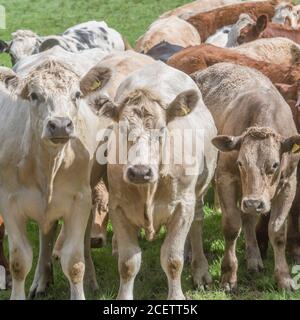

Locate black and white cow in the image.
[0,21,127,65]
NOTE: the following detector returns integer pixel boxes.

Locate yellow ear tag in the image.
[179,105,190,116]
[292,143,300,153]
[90,80,102,92]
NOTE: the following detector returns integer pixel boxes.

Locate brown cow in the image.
[193,62,300,291]
[167,44,300,129]
[235,14,300,45]
[187,0,277,42]
[168,43,300,265]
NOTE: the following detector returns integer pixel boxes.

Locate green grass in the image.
[0,0,300,300]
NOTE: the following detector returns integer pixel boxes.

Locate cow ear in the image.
[282,135,300,154]
[39,38,62,52]
[256,15,268,34]
[212,135,242,152]
[275,83,296,99]
[0,67,20,92]
[89,95,119,122]
[167,89,199,123]
[80,67,112,97]
[0,40,9,53]
[291,45,300,65]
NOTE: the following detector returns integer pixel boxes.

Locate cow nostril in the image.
[257,201,265,211]
[144,168,153,178]
[66,121,73,129]
[48,121,56,132]
[66,120,74,133]
[127,167,136,179]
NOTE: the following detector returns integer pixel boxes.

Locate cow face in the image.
[236,15,268,45]
[273,3,298,29]
[1,60,83,147]
[87,87,198,185]
[0,30,40,65]
[23,61,80,146]
[226,14,256,47]
[212,127,300,215]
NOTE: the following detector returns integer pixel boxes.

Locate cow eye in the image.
[30,92,38,101]
[75,91,82,99]
[237,160,242,167]
[272,162,280,170]
[238,35,245,44]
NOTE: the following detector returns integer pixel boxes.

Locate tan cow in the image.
[193,62,300,291]
[135,16,201,53]
[160,0,243,20]
[85,61,218,299]
[232,37,300,65]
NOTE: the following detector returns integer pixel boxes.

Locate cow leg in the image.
[0,219,10,288]
[217,175,241,293]
[269,177,296,291]
[112,234,118,256]
[189,197,212,290]
[5,214,32,300]
[84,210,99,292]
[29,223,57,299]
[111,207,141,300]
[287,182,300,263]
[90,181,109,248]
[60,191,91,300]
[256,213,270,260]
[161,203,194,300]
[242,214,263,272]
[52,223,65,260]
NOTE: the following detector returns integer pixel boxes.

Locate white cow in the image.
[0,58,112,300]
[0,21,126,65]
[88,62,217,299]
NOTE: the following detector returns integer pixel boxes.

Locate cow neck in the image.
[139,182,158,241]
[18,122,67,206]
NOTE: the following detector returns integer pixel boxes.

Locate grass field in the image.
[0,0,300,300]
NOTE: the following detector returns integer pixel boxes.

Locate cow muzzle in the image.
[126,165,154,184]
[241,197,267,215]
[45,117,74,144]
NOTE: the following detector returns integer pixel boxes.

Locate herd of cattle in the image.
[0,0,300,300]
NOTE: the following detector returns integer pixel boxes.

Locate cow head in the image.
[234,15,268,45]
[226,14,256,47]
[82,70,198,185]
[272,2,299,29]
[212,127,300,215]
[0,60,85,147]
[0,30,41,65]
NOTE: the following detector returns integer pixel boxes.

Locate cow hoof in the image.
[168,293,186,300]
[52,250,61,260]
[276,275,296,292]
[192,269,212,290]
[292,255,300,265]
[247,258,264,273]
[29,269,53,299]
[222,281,238,294]
[91,236,106,248]
[28,287,48,300]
